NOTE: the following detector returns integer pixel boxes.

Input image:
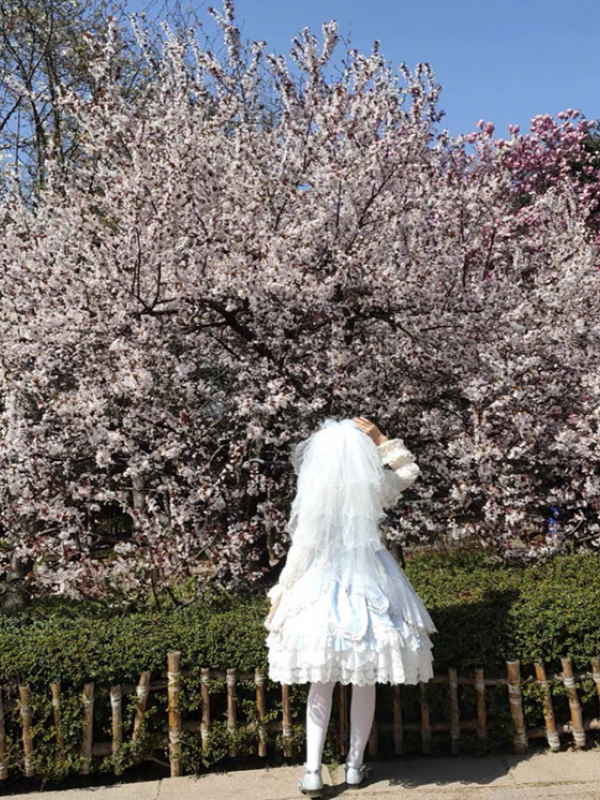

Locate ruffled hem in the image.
[267,639,434,686]
[267,602,435,686]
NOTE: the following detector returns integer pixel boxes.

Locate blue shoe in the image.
[345,761,371,787]
[298,765,324,797]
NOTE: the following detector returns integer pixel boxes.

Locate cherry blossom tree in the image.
[0,0,207,198]
[0,1,599,603]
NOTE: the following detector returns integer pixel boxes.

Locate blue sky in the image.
[129,0,600,138]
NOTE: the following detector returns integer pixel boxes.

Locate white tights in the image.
[305,682,376,771]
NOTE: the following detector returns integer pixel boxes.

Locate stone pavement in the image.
[12,751,600,800]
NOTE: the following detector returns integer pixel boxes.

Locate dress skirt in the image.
[266,543,436,686]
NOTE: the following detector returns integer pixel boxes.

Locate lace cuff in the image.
[395,460,421,492]
[266,542,315,601]
[267,583,285,602]
[377,438,415,470]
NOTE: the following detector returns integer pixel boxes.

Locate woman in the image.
[265,416,435,797]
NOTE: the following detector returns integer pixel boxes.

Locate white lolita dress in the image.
[265,420,436,686]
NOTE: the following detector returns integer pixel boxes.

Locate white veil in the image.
[286,418,386,556]
[269,418,436,644]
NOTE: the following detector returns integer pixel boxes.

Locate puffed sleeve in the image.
[377,438,421,508]
[266,542,315,602]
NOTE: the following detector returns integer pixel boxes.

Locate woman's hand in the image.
[265,594,282,627]
[353,416,388,446]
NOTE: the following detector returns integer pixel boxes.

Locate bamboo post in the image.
[448,668,460,754]
[474,668,488,741]
[19,685,35,777]
[506,661,527,753]
[393,685,403,755]
[110,685,123,774]
[167,652,182,777]
[591,656,600,708]
[255,669,267,757]
[0,688,7,781]
[419,683,432,755]
[50,683,66,755]
[81,683,94,774]
[534,663,560,752]
[561,657,585,749]
[226,669,238,757]
[132,671,151,746]
[338,684,349,758]
[200,668,211,755]
[281,684,292,758]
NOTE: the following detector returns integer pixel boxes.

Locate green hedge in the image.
[0,589,269,687]
[4,552,600,687]
[1,552,600,781]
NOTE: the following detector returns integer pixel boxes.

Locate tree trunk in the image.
[0,549,32,612]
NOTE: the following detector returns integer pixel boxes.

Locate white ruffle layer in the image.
[267,615,434,686]
[266,547,436,686]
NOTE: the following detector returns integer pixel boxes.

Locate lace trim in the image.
[268,643,434,686]
[269,615,433,650]
[377,438,414,467]
[270,669,430,686]
[395,461,421,491]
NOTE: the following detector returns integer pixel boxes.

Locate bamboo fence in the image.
[1,654,600,781]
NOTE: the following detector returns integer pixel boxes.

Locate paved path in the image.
[12,751,600,799]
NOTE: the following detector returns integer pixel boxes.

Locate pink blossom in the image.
[0,7,599,599]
